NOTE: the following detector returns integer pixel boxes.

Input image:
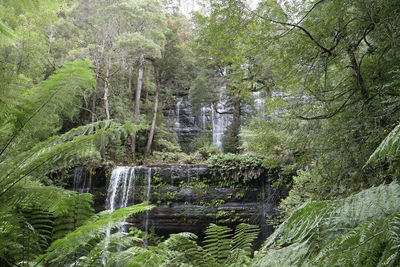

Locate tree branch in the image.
[243,3,332,55]
[297,91,355,120]
[212,103,232,115]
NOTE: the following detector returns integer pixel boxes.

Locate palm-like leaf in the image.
[366,123,400,165]
[252,182,400,266]
[41,203,154,266]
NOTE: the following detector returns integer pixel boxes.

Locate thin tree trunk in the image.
[130,54,145,157]
[104,56,112,120]
[144,79,160,158]
[231,91,241,152]
[101,56,111,162]
[91,90,96,123]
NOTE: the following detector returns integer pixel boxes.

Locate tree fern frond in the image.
[204,224,232,264]
[224,248,253,267]
[0,21,15,43]
[52,193,94,240]
[41,203,154,266]
[0,60,95,155]
[366,123,400,165]
[252,239,310,267]
[0,120,136,199]
[79,231,140,266]
[231,223,259,254]
[160,232,210,267]
[253,183,400,266]
[106,246,152,267]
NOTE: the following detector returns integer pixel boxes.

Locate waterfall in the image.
[200,106,209,129]
[212,86,232,150]
[253,91,265,115]
[105,167,136,211]
[144,168,152,246]
[102,167,137,264]
[173,97,183,131]
[73,167,89,193]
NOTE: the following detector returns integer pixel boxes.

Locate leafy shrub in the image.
[197,142,220,159]
[148,151,194,164]
[208,153,268,183]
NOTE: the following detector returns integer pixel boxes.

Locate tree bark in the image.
[144,78,160,158]
[91,90,96,123]
[231,91,241,151]
[130,53,145,157]
[104,56,112,120]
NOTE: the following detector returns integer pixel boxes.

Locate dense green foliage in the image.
[84,223,259,267]
[253,182,400,266]
[1,0,400,265]
[41,203,154,266]
[208,153,267,182]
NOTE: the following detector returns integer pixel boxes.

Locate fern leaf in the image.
[231,223,259,253]
[204,224,232,264]
[366,123,400,165]
[253,183,400,266]
[41,203,154,266]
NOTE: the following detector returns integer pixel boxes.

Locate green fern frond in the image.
[80,231,140,266]
[366,123,400,165]
[161,232,210,267]
[41,203,154,266]
[52,193,94,240]
[204,224,233,264]
[253,183,400,266]
[0,60,95,153]
[231,223,259,254]
[0,21,15,42]
[224,248,252,267]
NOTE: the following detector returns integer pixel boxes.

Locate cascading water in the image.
[199,106,209,129]
[173,97,182,131]
[72,167,89,193]
[103,166,136,263]
[212,85,232,150]
[105,167,136,211]
[144,168,152,246]
[253,91,265,115]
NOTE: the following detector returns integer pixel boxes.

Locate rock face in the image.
[164,95,202,152]
[69,164,287,239]
[164,89,268,152]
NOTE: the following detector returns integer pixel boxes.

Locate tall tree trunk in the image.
[144,79,160,158]
[101,56,112,162]
[104,56,112,120]
[130,54,145,157]
[231,91,241,152]
[91,90,96,123]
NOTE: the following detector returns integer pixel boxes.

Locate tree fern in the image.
[204,224,233,263]
[366,123,400,165]
[22,208,53,250]
[52,193,94,240]
[81,231,142,266]
[252,182,400,266]
[151,223,259,267]
[231,223,259,253]
[160,232,210,267]
[0,60,139,265]
[41,203,154,266]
